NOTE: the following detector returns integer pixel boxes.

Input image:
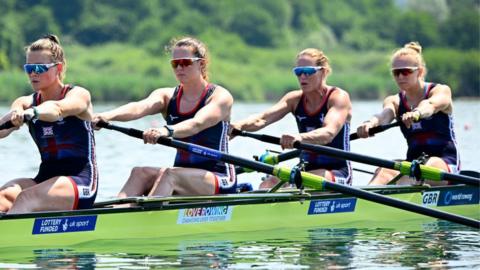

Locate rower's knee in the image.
[130,166,148,178]
[0,190,12,212]
[424,157,448,170]
[9,189,36,212]
[162,168,178,184]
[0,185,22,212]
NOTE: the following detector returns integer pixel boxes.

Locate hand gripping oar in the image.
[231,129,480,187]
[349,121,401,140]
[97,121,480,228]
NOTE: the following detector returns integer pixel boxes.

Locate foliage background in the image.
[0,0,478,102]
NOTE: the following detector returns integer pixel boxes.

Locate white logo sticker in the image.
[422,191,440,206]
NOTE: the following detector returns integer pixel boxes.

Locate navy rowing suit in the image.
[28,85,98,209]
[166,84,236,193]
[293,87,352,185]
[398,82,460,173]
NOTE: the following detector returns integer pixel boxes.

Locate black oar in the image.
[231,129,480,187]
[238,122,399,173]
[98,121,479,228]
[0,120,15,130]
[349,121,401,140]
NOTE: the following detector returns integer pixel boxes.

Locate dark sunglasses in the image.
[391,67,419,77]
[23,63,59,74]
[170,57,203,68]
[292,66,323,77]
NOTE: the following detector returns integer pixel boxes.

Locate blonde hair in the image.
[296,48,332,76]
[391,41,427,78]
[168,37,209,81]
[25,34,66,81]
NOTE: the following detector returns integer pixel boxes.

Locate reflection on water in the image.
[1,223,479,269]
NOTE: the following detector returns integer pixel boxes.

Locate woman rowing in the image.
[231,48,352,188]
[356,42,460,186]
[0,35,98,213]
[93,37,236,197]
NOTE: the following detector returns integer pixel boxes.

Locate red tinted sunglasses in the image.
[170,57,203,68]
[391,67,419,77]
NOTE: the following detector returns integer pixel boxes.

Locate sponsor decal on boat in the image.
[32,215,97,235]
[422,188,480,207]
[307,198,357,215]
[189,146,221,159]
[422,191,440,206]
[438,188,480,206]
[177,206,233,224]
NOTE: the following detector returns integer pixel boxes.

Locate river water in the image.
[0,101,479,269]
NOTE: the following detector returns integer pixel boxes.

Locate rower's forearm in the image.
[237,115,269,132]
[11,98,29,112]
[414,100,436,119]
[170,119,209,138]
[300,130,334,145]
[104,102,148,122]
[35,102,63,122]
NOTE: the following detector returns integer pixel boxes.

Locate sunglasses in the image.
[170,57,203,68]
[23,63,59,74]
[292,66,323,77]
[391,67,419,77]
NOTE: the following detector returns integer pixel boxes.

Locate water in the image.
[0,101,479,269]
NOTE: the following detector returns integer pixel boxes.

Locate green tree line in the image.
[0,0,478,102]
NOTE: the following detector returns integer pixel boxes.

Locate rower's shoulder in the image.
[284,89,303,100]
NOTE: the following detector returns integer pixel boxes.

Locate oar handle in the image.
[350,121,400,140]
[0,121,15,130]
[97,121,144,139]
[277,149,302,162]
[231,129,280,144]
[0,116,34,130]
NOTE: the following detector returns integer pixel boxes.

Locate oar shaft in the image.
[234,129,480,187]
[238,131,395,168]
[236,149,301,175]
[349,122,400,140]
[99,122,276,176]
[276,149,302,162]
[101,122,479,228]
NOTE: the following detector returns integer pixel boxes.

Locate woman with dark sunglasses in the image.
[231,48,353,189]
[356,42,459,186]
[0,35,98,213]
[93,37,236,198]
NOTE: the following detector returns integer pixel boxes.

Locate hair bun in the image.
[404,41,422,54]
[43,34,61,45]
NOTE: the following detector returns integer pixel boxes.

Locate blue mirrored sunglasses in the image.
[292,66,323,77]
[23,63,59,74]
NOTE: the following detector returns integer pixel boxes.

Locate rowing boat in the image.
[0,185,478,250]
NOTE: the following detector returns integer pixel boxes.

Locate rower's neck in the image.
[181,79,209,101]
[304,85,328,104]
[38,82,65,101]
[404,81,425,101]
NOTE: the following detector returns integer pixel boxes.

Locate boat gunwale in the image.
[0,184,474,221]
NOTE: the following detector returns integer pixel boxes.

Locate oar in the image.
[235,149,302,174]
[97,121,479,228]
[231,129,480,187]
[0,120,15,130]
[237,123,399,174]
[349,121,400,140]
